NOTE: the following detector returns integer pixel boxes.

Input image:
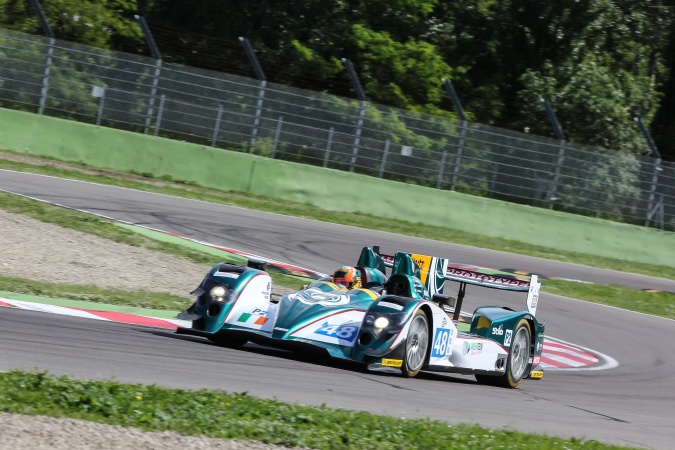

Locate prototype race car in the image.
[177,246,545,388]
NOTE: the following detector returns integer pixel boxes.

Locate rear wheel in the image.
[476,319,531,388]
[402,310,429,378]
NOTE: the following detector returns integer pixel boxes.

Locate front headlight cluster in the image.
[363,312,407,337]
[209,285,227,302]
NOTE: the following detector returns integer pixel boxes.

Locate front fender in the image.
[182,263,272,334]
[351,295,423,361]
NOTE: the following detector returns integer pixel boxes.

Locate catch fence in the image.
[0,28,672,231]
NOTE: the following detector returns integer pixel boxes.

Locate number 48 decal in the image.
[431,328,452,358]
[315,323,358,342]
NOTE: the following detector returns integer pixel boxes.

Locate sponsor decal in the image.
[431,328,452,358]
[530,294,539,309]
[378,301,404,311]
[381,358,403,368]
[262,281,271,299]
[445,267,529,289]
[504,329,513,347]
[237,309,268,326]
[291,288,350,307]
[536,342,543,352]
[274,327,289,332]
[441,317,447,327]
[532,355,541,366]
[314,323,358,342]
[492,324,504,336]
[462,341,483,356]
[529,370,544,379]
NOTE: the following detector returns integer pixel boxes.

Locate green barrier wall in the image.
[2,108,673,267]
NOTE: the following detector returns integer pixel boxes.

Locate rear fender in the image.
[471,306,545,376]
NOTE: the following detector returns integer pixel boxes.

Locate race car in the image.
[177,246,545,388]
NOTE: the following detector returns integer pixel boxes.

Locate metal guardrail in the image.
[0,28,672,231]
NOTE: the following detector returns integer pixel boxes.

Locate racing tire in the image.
[476,319,531,388]
[401,310,429,378]
[208,332,248,348]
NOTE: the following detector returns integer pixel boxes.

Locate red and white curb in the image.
[1,297,616,370]
[0,298,189,330]
[540,336,618,371]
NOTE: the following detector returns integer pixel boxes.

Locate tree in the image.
[0,0,141,48]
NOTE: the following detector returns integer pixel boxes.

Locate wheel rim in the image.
[406,315,428,371]
[510,327,529,380]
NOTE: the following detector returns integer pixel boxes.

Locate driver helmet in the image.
[332,266,361,289]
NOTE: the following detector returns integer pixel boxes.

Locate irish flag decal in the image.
[238,312,267,326]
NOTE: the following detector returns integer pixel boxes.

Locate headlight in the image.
[210,286,227,301]
[373,317,389,329]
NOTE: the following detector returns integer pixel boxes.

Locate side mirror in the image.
[247,259,268,271]
[432,294,455,308]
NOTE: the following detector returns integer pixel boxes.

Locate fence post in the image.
[351,101,366,169]
[634,117,662,226]
[135,16,163,134]
[240,37,267,150]
[249,80,267,151]
[541,98,566,208]
[28,0,54,115]
[450,120,467,190]
[94,87,106,126]
[270,116,284,159]
[547,141,566,206]
[379,140,390,178]
[646,157,662,226]
[154,94,166,137]
[323,127,335,168]
[436,150,447,189]
[144,59,163,134]
[38,37,55,115]
[211,104,224,147]
[342,58,367,171]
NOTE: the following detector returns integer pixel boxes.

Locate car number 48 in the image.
[316,324,358,342]
[431,328,451,358]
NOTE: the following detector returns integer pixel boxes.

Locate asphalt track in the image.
[1,170,675,448]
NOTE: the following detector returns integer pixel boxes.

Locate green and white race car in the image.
[177,246,545,388]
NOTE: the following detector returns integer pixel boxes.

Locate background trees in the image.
[2,0,674,159]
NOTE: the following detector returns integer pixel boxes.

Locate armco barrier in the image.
[1,108,673,268]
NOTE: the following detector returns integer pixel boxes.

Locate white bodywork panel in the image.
[224,273,273,331]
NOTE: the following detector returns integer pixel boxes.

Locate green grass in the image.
[0,371,636,450]
[2,152,675,282]
[543,279,675,319]
[0,275,193,311]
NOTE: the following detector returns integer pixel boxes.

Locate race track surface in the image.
[1,170,675,449]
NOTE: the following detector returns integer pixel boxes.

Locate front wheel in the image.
[208,332,247,348]
[476,319,531,388]
[402,310,429,378]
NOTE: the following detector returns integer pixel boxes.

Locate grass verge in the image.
[2,153,674,282]
[0,371,635,450]
[543,279,675,319]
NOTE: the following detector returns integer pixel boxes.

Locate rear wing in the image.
[374,247,542,317]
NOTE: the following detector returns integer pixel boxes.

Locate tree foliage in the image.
[1,0,674,158]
